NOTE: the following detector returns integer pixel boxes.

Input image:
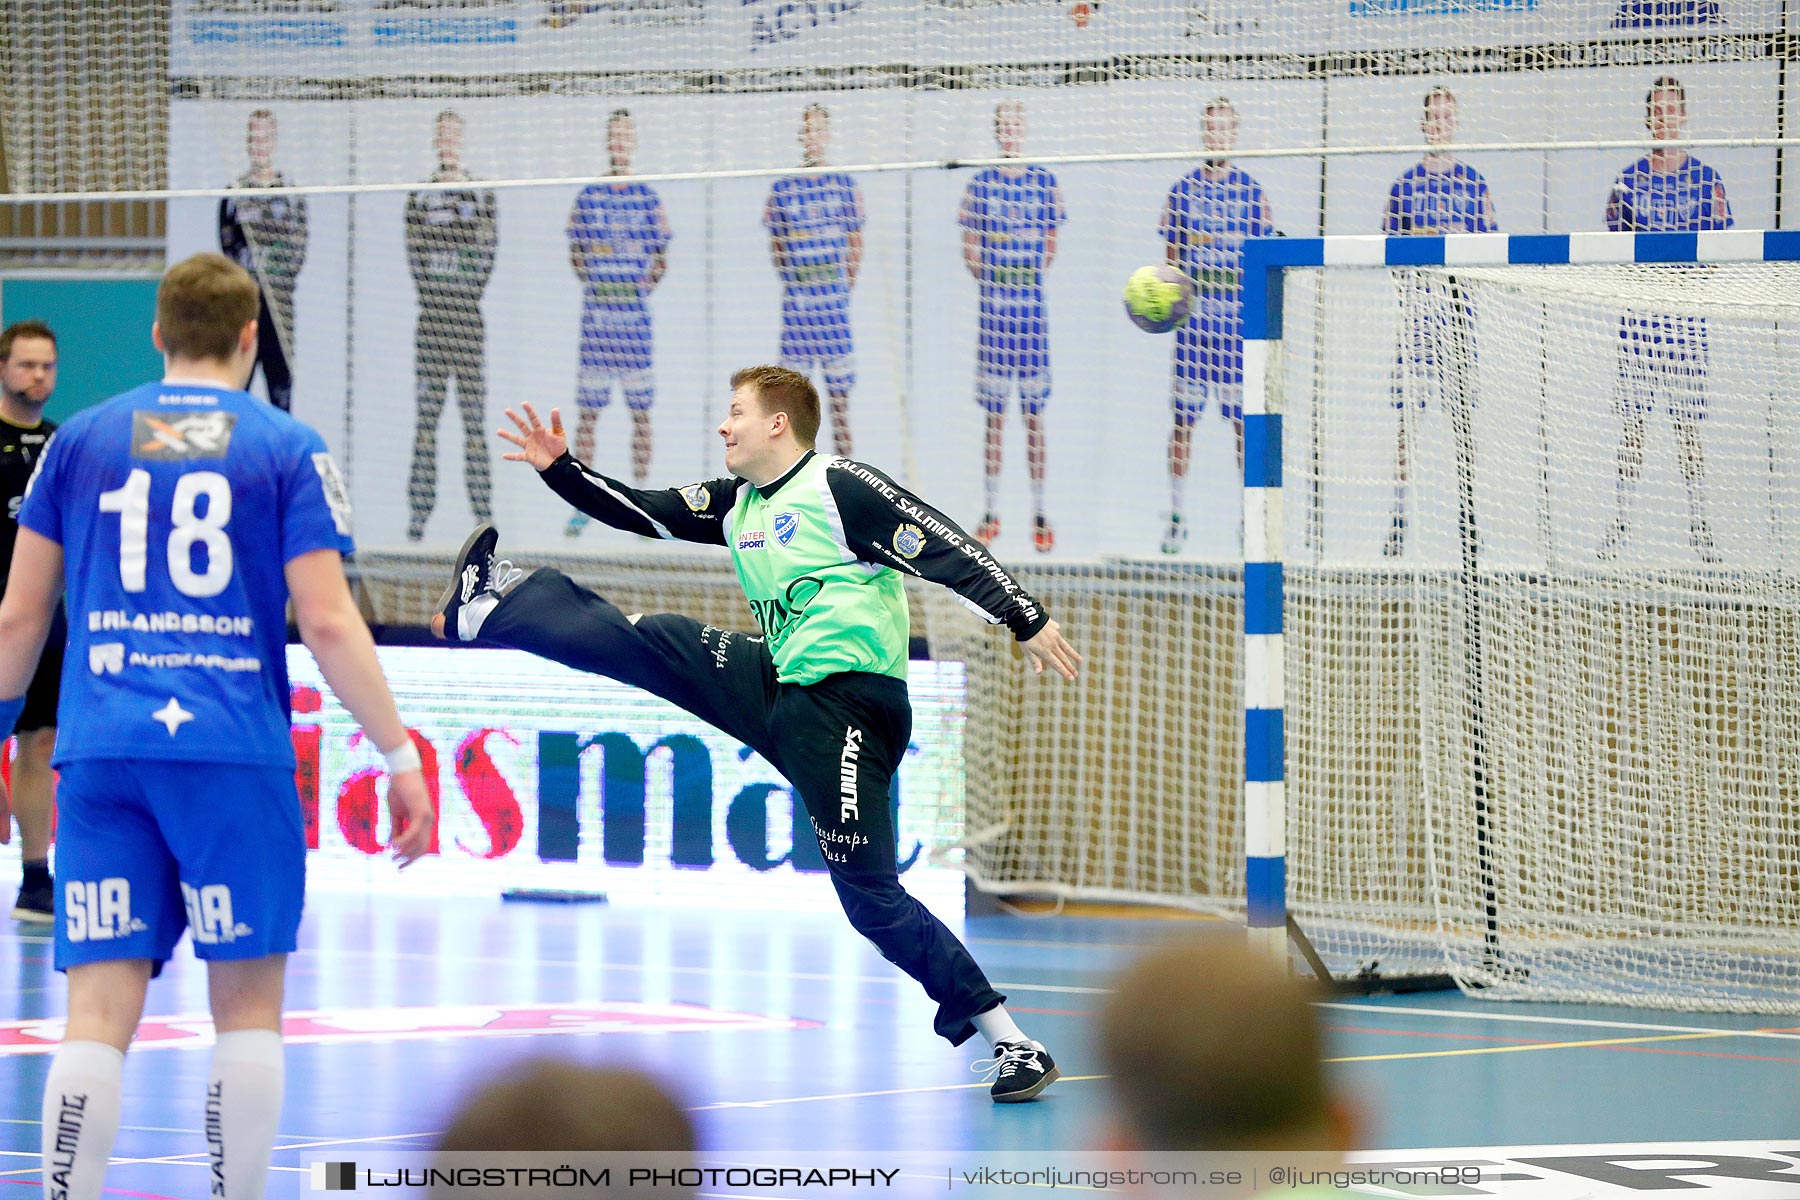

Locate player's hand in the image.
[499,403,569,470]
[1021,619,1082,682]
[385,769,436,869]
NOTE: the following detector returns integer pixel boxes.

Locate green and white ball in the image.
[1123,265,1196,334]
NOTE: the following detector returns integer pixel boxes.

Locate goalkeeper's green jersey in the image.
[536,448,1051,687]
[726,451,910,684]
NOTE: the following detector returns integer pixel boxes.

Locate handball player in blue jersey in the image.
[1380,86,1497,557]
[1159,97,1273,555]
[0,254,434,1200]
[565,109,671,536]
[766,104,865,456]
[959,99,1066,553]
[1598,75,1731,563]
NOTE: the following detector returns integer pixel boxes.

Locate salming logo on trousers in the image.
[839,725,863,822]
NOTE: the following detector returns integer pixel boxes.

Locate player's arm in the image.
[567,196,590,281]
[471,190,500,291]
[0,528,63,707]
[404,193,429,284]
[847,181,866,286]
[0,528,61,828]
[1383,181,1407,234]
[285,550,433,865]
[1161,191,1183,266]
[826,462,1080,680]
[645,197,671,290]
[1710,171,1733,229]
[291,191,310,276]
[764,193,787,274]
[959,188,984,277]
[1478,181,1498,233]
[1605,175,1635,231]
[218,195,245,260]
[1043,181,1065,269]
[499,403,734,545]
[1,428,68,714]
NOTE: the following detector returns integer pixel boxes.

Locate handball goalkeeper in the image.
[434,365,1080,1102]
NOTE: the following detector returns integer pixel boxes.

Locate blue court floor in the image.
[1,891,1796,1198]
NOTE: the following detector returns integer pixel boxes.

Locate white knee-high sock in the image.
[208,1030,285,1200]
[971,1005,1029,1049]
[42,1040,125,1200]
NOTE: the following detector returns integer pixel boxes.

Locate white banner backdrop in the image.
[165,5,1785,563]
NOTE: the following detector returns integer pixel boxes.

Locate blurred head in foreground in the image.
[432,1060,696,1199]
[1097,935,1356,1153]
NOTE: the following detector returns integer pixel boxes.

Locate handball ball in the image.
[1123,265,1196,334]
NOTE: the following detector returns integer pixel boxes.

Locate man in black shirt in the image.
[0,321,63,922]
[217,108,307,413]
[405,109,498,542]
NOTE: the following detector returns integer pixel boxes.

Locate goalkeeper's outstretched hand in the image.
[1021,619,1081,682]
[499,403,569,471]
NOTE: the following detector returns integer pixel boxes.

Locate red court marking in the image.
[0,1002,819,1056]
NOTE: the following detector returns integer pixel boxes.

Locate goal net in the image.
[1272,254,1800,1011]
[11,3,1800,1002]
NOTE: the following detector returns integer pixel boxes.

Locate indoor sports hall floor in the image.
[0,891,1795,1198]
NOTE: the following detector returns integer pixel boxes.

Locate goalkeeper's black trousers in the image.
[481,567,1006,1046]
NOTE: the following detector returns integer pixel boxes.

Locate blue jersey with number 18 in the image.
[18,381,354,769]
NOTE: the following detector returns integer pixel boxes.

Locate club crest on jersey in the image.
[681,484,710,512]
[773,511,800,546]
[737,530,767,551]
[893,523,925,559]
[132,411,236,460]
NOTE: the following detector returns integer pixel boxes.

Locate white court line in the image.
[113,1129,450,1173]
[1317,1001,1800,1041]
[271,1130,453,1154]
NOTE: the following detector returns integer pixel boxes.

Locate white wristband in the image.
[383,740,423,776]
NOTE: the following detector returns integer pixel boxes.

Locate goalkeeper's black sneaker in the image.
[434,525,524,642]
[975,1040,1059,1103]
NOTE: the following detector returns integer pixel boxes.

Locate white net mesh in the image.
[11,3,1800,1007]
[1278,261,1800,1011]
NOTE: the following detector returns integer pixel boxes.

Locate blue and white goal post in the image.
[1236,229,1800,977]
